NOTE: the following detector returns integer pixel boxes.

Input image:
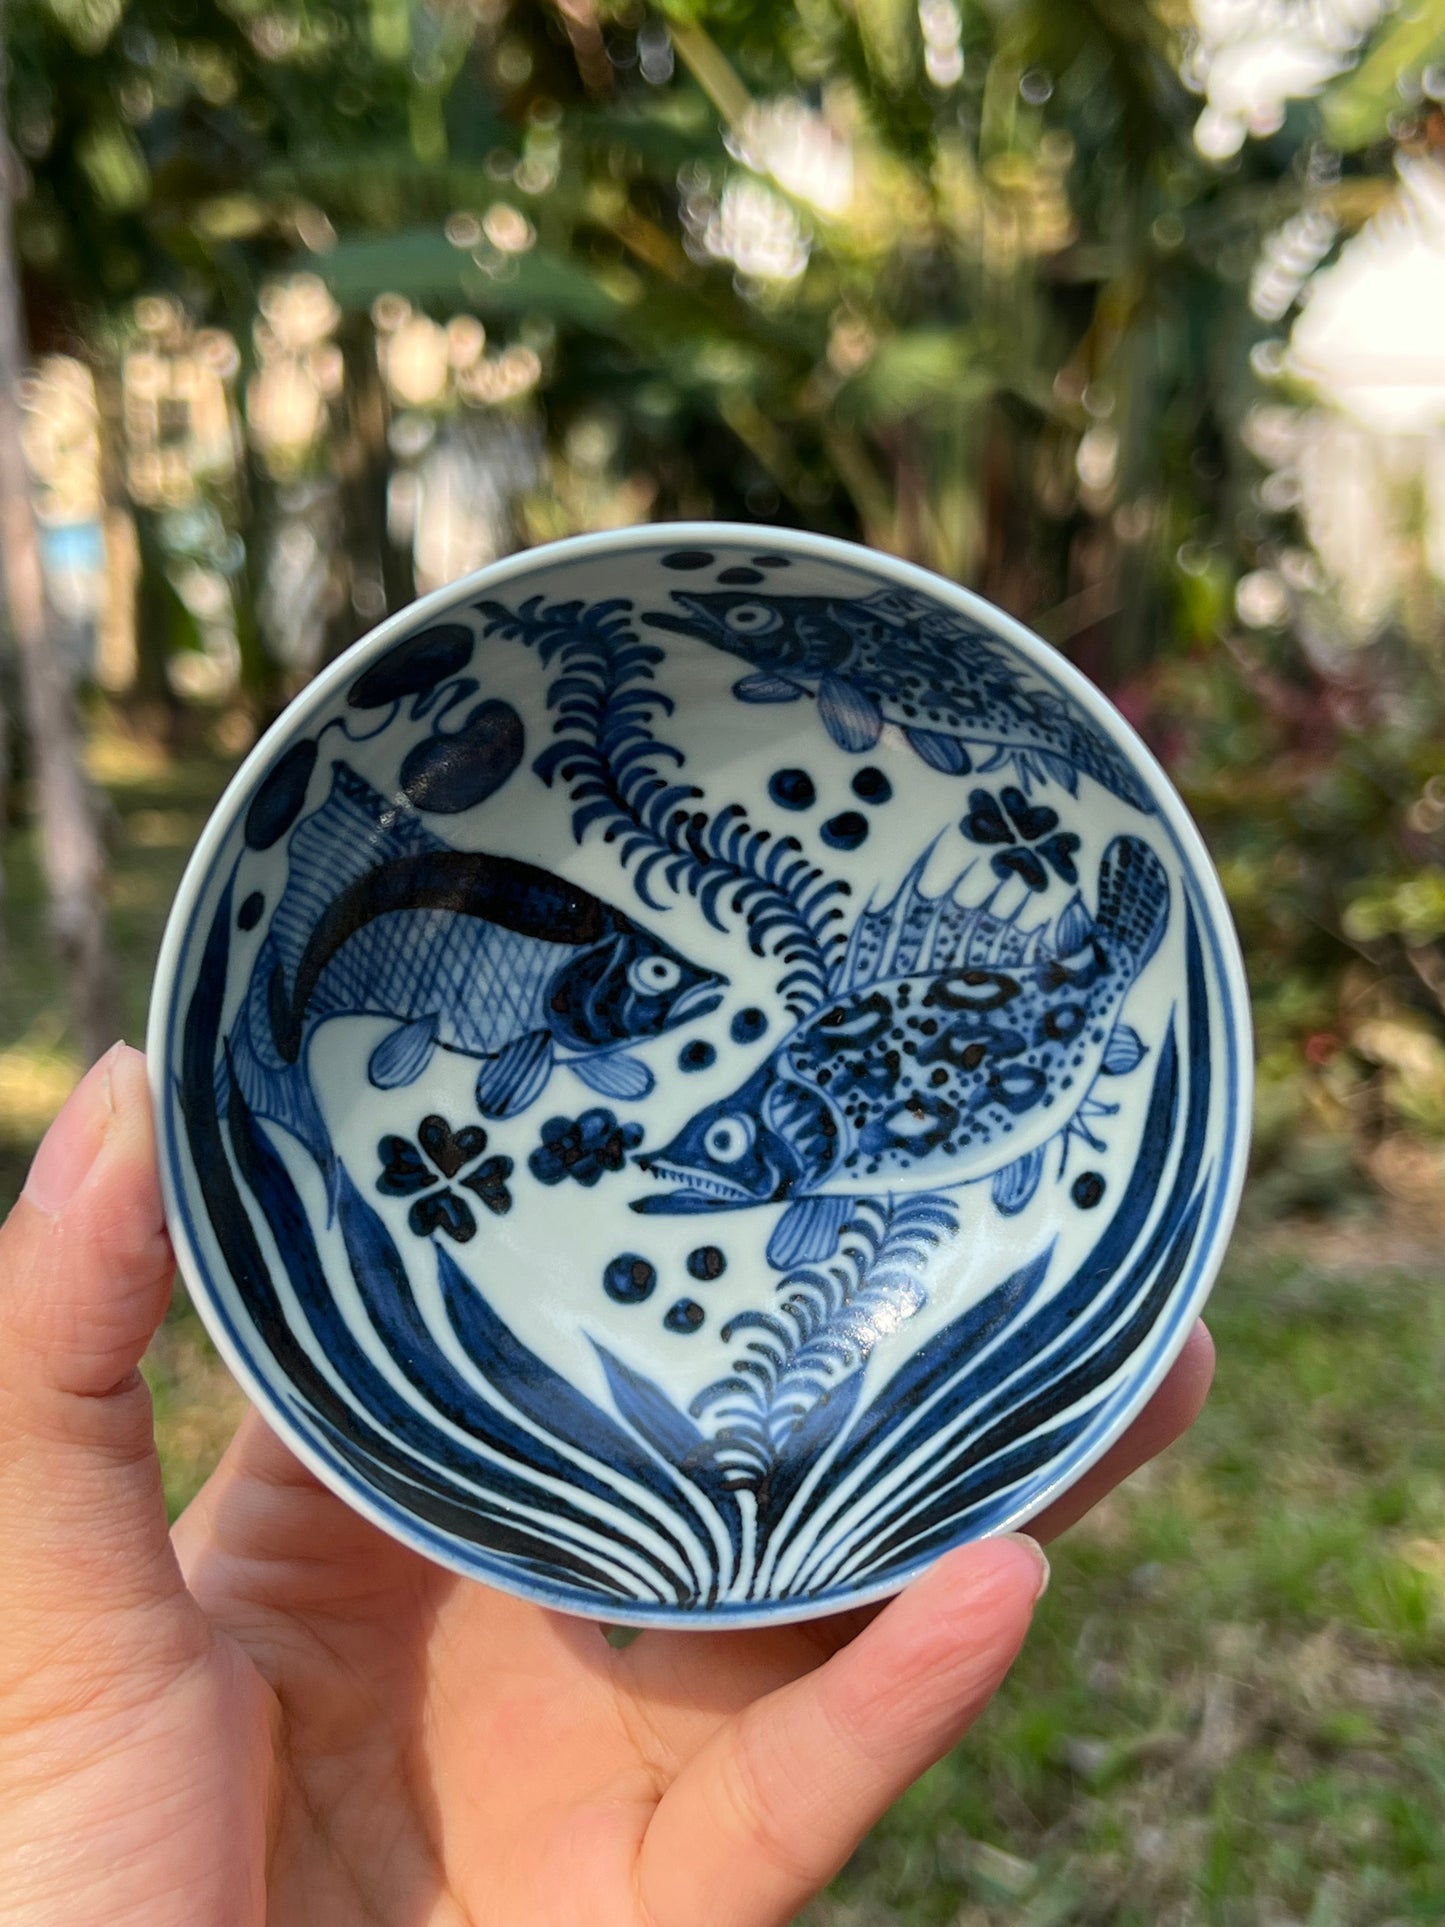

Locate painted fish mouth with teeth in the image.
[631,1156,756,1209]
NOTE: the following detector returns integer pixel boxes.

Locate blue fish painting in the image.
[644,585,1154,811]
[635,834,1167,1268]
[223,763,725,1164]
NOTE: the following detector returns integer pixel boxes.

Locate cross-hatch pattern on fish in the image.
[221,761,725,1164]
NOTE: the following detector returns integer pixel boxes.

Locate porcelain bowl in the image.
[149,525,1251,1627]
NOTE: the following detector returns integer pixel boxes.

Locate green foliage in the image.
[6,0,1445,1151]
[1324,0,1445,150]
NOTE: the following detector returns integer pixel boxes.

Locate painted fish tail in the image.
[1064,723,1155,813]
[268,762,443,982]
[1094,835,1169,973]
[217,942,332,1169]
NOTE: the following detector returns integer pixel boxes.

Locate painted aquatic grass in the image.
[693,1194,960,1489]
[178,850,1215,1613]
[476,592,851,1017]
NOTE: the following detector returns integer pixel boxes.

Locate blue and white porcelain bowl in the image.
[149,525,1251,1627]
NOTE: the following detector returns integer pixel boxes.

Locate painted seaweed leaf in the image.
[477,593,850,1016]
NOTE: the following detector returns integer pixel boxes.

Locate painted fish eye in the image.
[703,1116,755,1164]
[723,601,781,637]
[629,956,683,995]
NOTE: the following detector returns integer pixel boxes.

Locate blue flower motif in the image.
[378,1114,513,1242]
[529,1108,643,1188]
[960,785,1080,892]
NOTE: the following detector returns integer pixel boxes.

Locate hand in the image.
[0,1047,1213,1927]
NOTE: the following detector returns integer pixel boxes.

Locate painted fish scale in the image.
[257,765,579,1057]
[267,763,437,981]
[832,614,1140,801]
[223,760,726,1160]
[840,589,1122,754]
[636,834,1170,1261]
[299,910,576,1055]
[836,621,1024,728]
[782,936,1133,1191]
[645,586,1154,809]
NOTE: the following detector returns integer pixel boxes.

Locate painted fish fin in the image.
[1094,835,1170,973]
[832,845,938,992]
[367,1014,440,1089]
[733,672,804,703]
[1063,723,1154,813]
[218,1018,332,1172]
[905,726,972,775]
[766,1195,857,1270]
[1101,1024,1146,1076]
[818,674,883,752]
[268,762,441,983]
[1054,892,1094,956]
[475,1030,554,1119]
[1035,749,1080,796]
[991,1147,1044,1217]
[570,1051,654,1101]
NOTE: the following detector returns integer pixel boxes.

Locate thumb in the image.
[639,1533,1049,1927]
[0,1045,201,1708]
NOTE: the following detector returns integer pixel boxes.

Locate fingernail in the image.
[1003,1532,1051,1602]
[22,1043,125,1217]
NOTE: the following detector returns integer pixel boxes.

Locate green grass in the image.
[803,1233,1445,1925]
[6,722,1445,1921]
[0,714,250,1509]
[0,717,242,1206]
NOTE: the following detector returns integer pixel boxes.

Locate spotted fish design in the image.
[644,585,1153,811]
[635,835,1167,1268]
[222,762,725,1164]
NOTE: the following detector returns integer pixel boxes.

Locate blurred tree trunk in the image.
[130,505,190,739]
[235,445,288,725]
[0,12,117,1060]
[323,312,409,666]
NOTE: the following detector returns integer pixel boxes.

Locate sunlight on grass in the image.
[144,1293,249,1519]
[83,720,173,788]
[127,808,200,850]
[0,1029,82,1146]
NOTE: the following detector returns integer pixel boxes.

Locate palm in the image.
[1,1053,1213,1927]
[168,1324,1207,1927]
[175,1414,878,1926]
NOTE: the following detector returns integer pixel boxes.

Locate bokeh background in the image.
[4,1,1445,1919]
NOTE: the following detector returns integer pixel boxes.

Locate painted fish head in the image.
[643,591,851,678]
[546,927,724,1053]
[633,1059,843,1214]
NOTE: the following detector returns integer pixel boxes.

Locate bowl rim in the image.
[147,520,1253,1628]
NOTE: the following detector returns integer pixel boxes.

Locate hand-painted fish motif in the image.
[223,762,725,1164]
[634,834,1167,1268]
[644,585,1153,811]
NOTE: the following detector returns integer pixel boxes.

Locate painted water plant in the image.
[477,593,851,1017]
